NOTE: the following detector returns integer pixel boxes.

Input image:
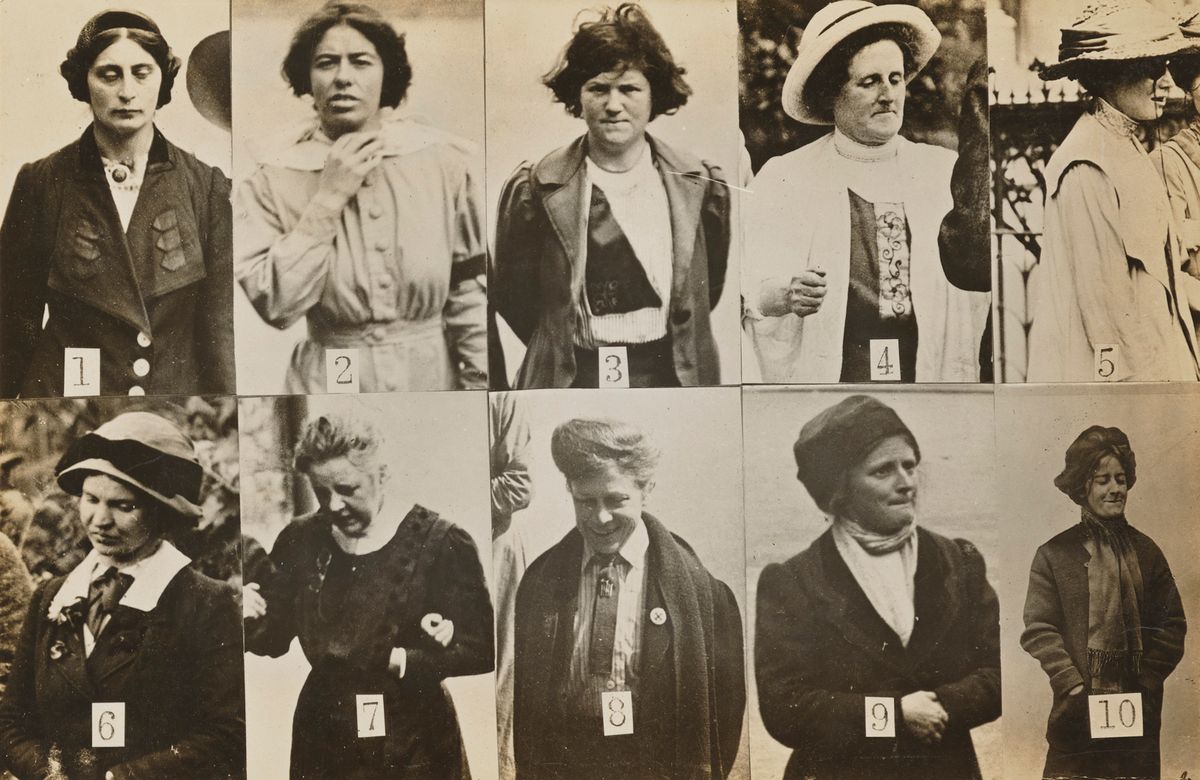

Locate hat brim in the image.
[782,5,942,125]
[186,30,231,132]
[58,458,203,519]
[1041,38,1200,80]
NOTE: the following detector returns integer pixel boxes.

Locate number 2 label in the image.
[326,349,361,394]
[92,702,125,747]
[864,696,895,738]
[599,347,629,388]
[1089,692,1142,739]
[356,693,385,738]
[64,348,100,397]
[870,339,900,382]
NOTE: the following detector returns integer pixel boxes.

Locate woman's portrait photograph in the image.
[0,1,235,399]
[742,386,1002,778]
[238,391,495,779]
[995,384,1199,779]
[486,0,743,390]
[740,0,991,384]
[232,0,487,395]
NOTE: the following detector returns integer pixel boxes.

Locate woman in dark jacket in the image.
[0,412,245,780]
[756,395,1000,779]
[0,9,234,398]
[1022,426,1186,779]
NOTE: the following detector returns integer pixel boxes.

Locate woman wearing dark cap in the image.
[236,1,487,393]
[755,395,999,780]
[1021,426,1186,779]
[0,412,245,780]
[491,3,730,389]
[0,10,234,399]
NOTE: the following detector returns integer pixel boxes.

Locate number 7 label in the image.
[356,693,385,738]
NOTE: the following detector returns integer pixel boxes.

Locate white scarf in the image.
[832,519,919,646]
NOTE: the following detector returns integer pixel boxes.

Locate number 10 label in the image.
[870,339,900,382]
[1089,692,1142,739]
[356,693,385,738]
[92,702,125,748]
[864,696,895,738]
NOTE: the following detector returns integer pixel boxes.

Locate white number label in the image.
[864,696,895,738]
[869,339,901,382]
[601,690,634,736]
[92,702,125,747]
[325,349,361,394]
[1094,344,1119,382]
[64,348,100,397]
[1089,692,1142,739]
[598,347,629,388]
[356,693,385,738]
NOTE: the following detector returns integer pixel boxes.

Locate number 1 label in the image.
[92,702,125,747]
[599,346,629,388]
[64,348,100,397]
[864,696,895,738]
[1089,692,1142,739]
[326,349,361,394]
[356,693,385,738]
[870,339,900,382]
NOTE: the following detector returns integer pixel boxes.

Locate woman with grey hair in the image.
[1022,426,1186,779]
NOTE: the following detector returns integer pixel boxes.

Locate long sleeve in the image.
[492,163,541,345]
[198,167,236,394]
[701,162,732,310]
[443,159,488,389]
[711,578,746,779]
[1137,539,1187,690]
[0,584,52,778]
[243,526,301,659]
[938,58,992,293]
[1021,545,1086,697]
[490,394,533,532]
[932,540,1001,730]
[0,165,50,397]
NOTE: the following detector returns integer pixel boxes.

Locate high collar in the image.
[77,124,170,176]
[330,498,408,556]
[1093,98,1142,140]
[833,127,901,162]
[49,541,191,619]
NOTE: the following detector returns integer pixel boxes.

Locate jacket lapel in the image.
[87,607,153,687]
[906,530,960,665]
[48,620,94,700]
[534,138,589,300]
[650,138,707,310]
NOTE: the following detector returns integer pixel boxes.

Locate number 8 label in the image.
[864,696,895,738]
[92,702,125,747]
[356,693,385,738]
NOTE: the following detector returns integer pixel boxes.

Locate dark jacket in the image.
[0,126,234,398]
[755,527,1000,780]
[491,135,730,389]
[1021,522,1186,779]
[0,566,245,779]
[514,514,745,780]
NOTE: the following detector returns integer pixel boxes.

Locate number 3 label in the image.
[864,696,895,738]
[869,339,900,382]
[92,702,125,747]
[356,693,385,738]
[599,347,629,388]
[1089,692,1142,739]
[64,348,100,397]
[326,349,361,394]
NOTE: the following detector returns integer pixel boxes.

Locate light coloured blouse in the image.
[235,115,487,392]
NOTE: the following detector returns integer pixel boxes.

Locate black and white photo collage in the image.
[0,0,1197,778]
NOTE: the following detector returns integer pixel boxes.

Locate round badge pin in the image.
[650,607,667,625]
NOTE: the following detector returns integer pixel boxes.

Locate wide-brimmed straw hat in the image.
[56,412,203,519]
[1041,0,1200,81]
[781,0,941,125]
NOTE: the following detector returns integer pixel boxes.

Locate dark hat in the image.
[1053,425,1137,504]
[186,30,230,132]
[792,395,919,512]
[56,412,203,518]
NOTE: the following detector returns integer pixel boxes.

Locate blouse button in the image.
[370,326,386,342]
[128,385,145,396]
[375,240,388,252]
[363,172,376,188]
[136,331,152,348]
[369,205,383,219]
[132,358,150,377]
[378,277,393,290]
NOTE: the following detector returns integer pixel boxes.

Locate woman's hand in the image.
[786,270,827,317]
[242,583,267,621]
[900,690,949,745]
[314,131,384,211]
[421,612,455,648]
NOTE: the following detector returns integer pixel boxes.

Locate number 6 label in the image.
[864,696,895,738]
[92,702,125,747]
[598,346,629,388]
[1089,692,1142,739]
[326,349,361,394]
[356,693,385,738]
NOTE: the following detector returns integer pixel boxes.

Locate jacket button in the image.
[127,385,145,396]
[136,331,152,348]
[132,359,150,377]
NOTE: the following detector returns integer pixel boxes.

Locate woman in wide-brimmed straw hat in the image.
[1027,0,1200,382]
[742,0,989,385]
[1159,13,1200,300]
[1022,426,1186,779]
[0,412,245,780]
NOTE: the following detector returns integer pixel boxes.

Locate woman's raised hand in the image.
[315,131,385,210]
[786,270,827,317]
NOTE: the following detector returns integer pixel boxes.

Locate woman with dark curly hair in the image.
[1022,425,1187,779]
[0,9,234,398]
[235,1,487,393]
[491,3,730,389]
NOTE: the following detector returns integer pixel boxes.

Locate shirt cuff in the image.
[388,647,407,679]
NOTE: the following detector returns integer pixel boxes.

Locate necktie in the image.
[87,567,134,638]
[588,554,621,675]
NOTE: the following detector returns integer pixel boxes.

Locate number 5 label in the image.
[356,693,385,738]
[64,348,100,397]
[92,702,125,748]
[326,349,361,394]
[1089,692,1142,739]
[864,696,895,738]
[1094,344,1119,382]
[870,339,900,382]
[599,346,629,388]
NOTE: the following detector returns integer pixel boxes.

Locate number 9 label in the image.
[356,693,385,738]
[92,702,125,747]
[326,349,361,394]
[1089,692,1142,739]
[864,696,895,738]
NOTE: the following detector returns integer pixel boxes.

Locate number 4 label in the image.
[864,696,895,738]
[64,348,100,397]
[1089,692,1142,739]
[870,339,901,382]
[356,693,385,738]
[92,702,125,747]
[326,349,361,394]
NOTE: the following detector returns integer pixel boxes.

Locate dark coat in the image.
[513,514,745,780]
[244,507,494,780]
[491,135,730,389]
[1021,522,1187,779]
[755,527,1001,780]
[0,566,245,779]
[0,126,234,398]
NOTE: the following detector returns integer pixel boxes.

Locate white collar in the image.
[250,110,459,171]
[330,499,407,556]
[580,515,650,573]
[833,127,901,162]
[48,542,192,619]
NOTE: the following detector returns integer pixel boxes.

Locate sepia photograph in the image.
[486,0,744,390]
[0,395,245,779]
[238,391,495,779]
[491,388,748,778]
[995,384,1199,779]
[231,0,487,396]
[742,386,1002,778]
[739,0,992,384]
[0,0,234,399]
